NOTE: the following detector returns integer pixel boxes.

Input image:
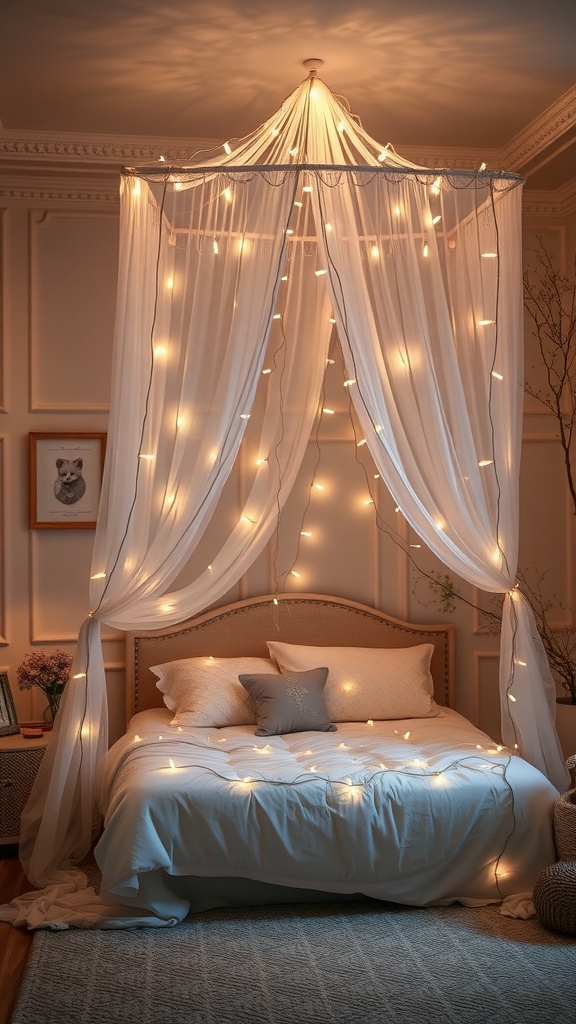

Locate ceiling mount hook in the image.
[303,58,324,77]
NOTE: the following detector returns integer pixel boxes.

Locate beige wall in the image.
[1,141,575,751]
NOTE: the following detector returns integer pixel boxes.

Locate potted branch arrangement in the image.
[523,239,576,711]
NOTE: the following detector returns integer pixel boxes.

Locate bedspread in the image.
[95,707,557,923]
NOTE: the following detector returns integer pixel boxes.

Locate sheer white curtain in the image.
[2,72,567,931]
[313,169,567,791]
[8,168,333,922]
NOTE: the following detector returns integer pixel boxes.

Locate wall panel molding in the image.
[29,208,117,411]
[473,650,500,737]
[29,530,119,644]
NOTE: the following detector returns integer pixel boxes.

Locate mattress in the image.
[94,706,557,924]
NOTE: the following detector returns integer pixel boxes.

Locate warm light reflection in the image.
[432,773,450,787]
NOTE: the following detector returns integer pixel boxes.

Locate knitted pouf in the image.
[533,860,576,936]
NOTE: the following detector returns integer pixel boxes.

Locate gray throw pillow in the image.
[238,667,336,736]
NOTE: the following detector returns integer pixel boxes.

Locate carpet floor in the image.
[11,900,576,1024]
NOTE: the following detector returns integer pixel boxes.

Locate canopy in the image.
[4,69,568,929]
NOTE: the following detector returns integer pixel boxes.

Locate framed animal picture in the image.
[29,433,107,529]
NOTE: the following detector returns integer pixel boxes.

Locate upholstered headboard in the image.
[125,593,455,720]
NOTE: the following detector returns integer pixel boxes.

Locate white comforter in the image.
[95,707,557,924]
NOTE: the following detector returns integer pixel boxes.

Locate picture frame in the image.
[29,432,107,529]
[0,673,19,736]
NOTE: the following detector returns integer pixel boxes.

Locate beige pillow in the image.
[151,656,280,728]
[266,641,438,722]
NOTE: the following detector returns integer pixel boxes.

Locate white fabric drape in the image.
[2,73,567,931]
[312,169,567,791]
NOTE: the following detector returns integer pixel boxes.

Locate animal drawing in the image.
[54,458,86,505]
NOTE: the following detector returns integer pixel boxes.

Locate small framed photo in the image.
[0,673,19,737]
[29,432,107,529]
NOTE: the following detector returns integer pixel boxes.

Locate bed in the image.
[93,593,558,925]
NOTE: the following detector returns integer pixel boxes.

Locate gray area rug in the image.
[11,900,576,1024]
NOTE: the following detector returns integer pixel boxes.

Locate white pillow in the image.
[151,656,280,728]
[266,641,438,722]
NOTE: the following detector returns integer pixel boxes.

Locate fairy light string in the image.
[127,728,518,903]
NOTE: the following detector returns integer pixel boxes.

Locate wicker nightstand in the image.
[0,732,49,844]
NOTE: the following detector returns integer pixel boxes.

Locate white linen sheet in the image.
[94,707,557,924]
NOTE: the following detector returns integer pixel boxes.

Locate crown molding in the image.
[0,129,222,175]
[0,129,503,176]
[0,174,120,204]
[523,176,576,217]
[400,145,503,172]
[501,85,576,174]
[2,130,574,208]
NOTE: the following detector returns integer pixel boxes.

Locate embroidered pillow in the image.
[151,656,280,728]
[239,667,336,736]
[266,642,438,722]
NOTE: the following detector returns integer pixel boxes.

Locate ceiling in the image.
[1,0,575,190]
